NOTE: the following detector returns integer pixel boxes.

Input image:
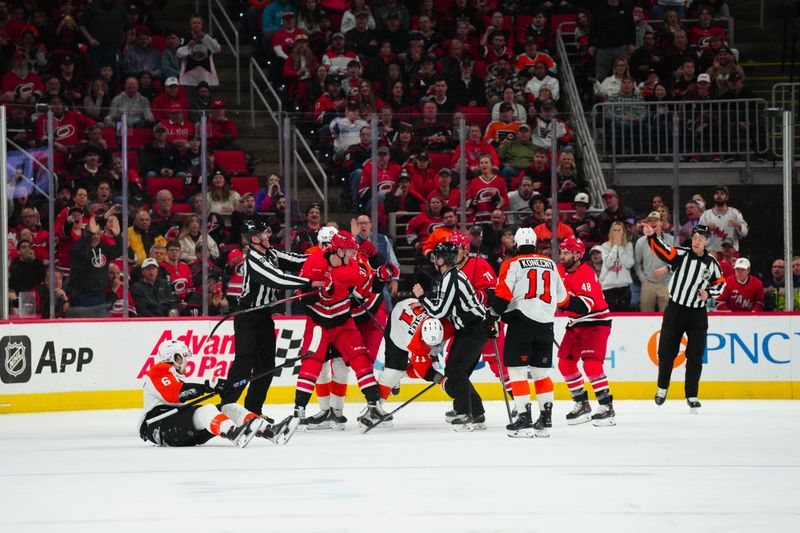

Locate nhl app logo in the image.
[1,336,32,384]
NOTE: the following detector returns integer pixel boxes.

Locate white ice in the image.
[1,400,799,533]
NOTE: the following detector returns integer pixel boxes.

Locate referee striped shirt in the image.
[648,234,726,309]
[238,247,310,309]
[421,267,486,329]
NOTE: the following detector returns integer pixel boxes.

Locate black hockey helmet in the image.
[432,241,460,266]
[243,219,270,239]
[692,224,711,239]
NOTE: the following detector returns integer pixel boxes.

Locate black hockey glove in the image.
[205,378,231,396]
[483,313,500,338]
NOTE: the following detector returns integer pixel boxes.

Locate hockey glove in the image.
[320,271,335,297]
[205,378,231,396]
[376,263,399,282]
[359,239,377,258]
[483,315,500,338]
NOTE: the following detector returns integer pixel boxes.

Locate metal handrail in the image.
[293,130,329,220]
[249,57,283,170]
[555,27,608,208]
[207,0,240,104]
[771,82,800,157]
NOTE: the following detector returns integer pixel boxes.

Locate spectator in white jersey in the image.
[697,185,748,253]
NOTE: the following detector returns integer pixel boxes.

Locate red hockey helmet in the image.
[560,236,586,257]
[447,233,470,248]
[330,231,359,252]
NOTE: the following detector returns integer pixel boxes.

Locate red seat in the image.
[550,14,577,34]
[146,177,186,201]
[231,176,260,196]
[150,35,167,52]
[126,128,153,149]
[171,202,192,214]
[458,106,491,130]
[101,127,118,149]
[428,152,452,172]
[214,150,248,175]
[515,15,533,46]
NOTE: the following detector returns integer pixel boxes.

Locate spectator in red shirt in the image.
[430,167,460,208]
[272,11,306,62]
[34,94,95,152]
[12,207,49,262]
[406,151,438,202]
[151,77,189,122]
[359,145,401,208]
[716,257,764,312]
[1,50,44,104]
[161,102,195,150]
[405,193,444,251]
[451,124,500,177]
[688,6,728,52]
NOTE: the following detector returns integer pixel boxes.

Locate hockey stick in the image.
[145,352,312,425]
[207,290,318,339]
[350,294,386,333]
[363,381,439,434]
[491,336,514,424]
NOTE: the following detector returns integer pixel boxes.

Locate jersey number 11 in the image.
[525,269,552,303]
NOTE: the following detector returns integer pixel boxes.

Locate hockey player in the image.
[412,241,489,430]
[140,340,298,448]
[352,238,397,362]
[556,236,616,426]
[491,228,567,437]
[377,298,455,402]
[293,231,389,430]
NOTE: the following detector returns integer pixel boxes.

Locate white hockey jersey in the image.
[494,254,568,324]
[389,298,437,356]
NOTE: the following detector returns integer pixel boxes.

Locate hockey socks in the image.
[378,368,404,400]
[508,367,531,414]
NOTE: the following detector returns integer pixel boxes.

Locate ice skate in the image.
[532,402,553,437]
[357,402,391,431]
[687,398,701,414]
[451,413,487,432]
[329,408,348,430]
[506,404,535,438]
[592,396,616,426]
[262,415,300,445]
[223,417,267,448]
[301,408,333,430]
[445,409,457,423]
[655,388,667,406]
[566,393,592,425]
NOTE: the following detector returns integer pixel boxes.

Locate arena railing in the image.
[555,24,608,209]
[249,57,283,171]
[591,98,769,166]
[770,82,800,158]
[207,0,241,105]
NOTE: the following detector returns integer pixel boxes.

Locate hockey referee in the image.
[412,241,489,430]
[221,220,315,420]
[643,223,726,412]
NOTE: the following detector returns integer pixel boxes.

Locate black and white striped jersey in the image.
[238,247,310,309]
[648,234,726,308]
[420,266,486,329]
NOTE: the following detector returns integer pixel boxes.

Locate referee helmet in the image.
[432,241,460,266]
[692,224,711,239]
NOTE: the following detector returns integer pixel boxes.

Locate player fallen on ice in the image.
[139,341,299,448]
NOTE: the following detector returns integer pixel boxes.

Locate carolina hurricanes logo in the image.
[699,36,711,49]
[477,188,498,203]
[55,124,76,142]
[173,278,188,295]
[378,180,394,193]
[91,251,106,268]
[235,262,245,276]
[190,44,210,61]
[16,82,35,96]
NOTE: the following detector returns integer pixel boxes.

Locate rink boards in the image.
[1,313,799,413]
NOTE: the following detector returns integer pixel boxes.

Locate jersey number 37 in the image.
[525,269,552,303]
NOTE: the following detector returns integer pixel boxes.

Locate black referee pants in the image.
[657,301,708,398]
[221,310,277,414]
[444,323,488,417]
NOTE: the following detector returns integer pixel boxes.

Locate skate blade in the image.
[305,422,334,431]
[235,419,267,448]
[452,424,474,432]
[566,414,592,425]
[689,407,700,415]
[592,417,616,427]
[270,417,300,446]
[508,428,536,438]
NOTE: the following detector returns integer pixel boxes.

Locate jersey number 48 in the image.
[525,270,553,303]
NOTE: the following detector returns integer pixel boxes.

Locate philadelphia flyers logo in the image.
[427,222,444,234]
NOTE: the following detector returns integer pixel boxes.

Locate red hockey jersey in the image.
[359,160,402,199]
[715,274,764,312]
[461,255,497,304]
[557,262,610,327]
[467,174,508,223]
[300,252,367,326]
[688,25,728,51]
[161,260,194,300]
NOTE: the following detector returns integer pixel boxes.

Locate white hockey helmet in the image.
[318,226,338,244]
[420,317,444,347]
[514,227,537,248]
[158,340,192,373]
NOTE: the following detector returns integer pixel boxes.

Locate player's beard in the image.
[561,256,576,270]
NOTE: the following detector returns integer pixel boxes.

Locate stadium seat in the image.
[428,152,452,172]
[101,127,118,149]
[126,128,153,149]
[231,176,260,196]
[550,14,577,34]
[515,15,533,46]
[171,202,192,214]
[146,177,186,201]
[126,150,139,170]
[458,106,491,129]
[150,35,167,52]
[214,150,249,175]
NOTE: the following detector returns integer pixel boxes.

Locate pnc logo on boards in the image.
[1,336,32,384]
[646,330,687,369]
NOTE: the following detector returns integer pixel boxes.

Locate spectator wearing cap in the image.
[715,258,764,312]
[131,257,179,317]
[341,59,364,98]
[599,188,636,241]
[566,192,599,242]
[330,101,369,154]
[69,147,112,193]
[139,123,179,178]
[403,151,437,201]
[261,0,298,47]
[122,27,161,79]
[385,170,422,215]
[0,49,44,104]
[519,192,546,229]
[716,240,739,278]
[322,31,360,77]
[105,76,155,127]
[160,102,195,150]
[485,101,523,146]
[358,145,402,209]
[272,11,306,62]
[719,71,763,157]
[177,14,221,87]
[705,46,743,95]
[282,32,319,108]
[408,54,439,103]
[449,58,486,107]
[635,210,675,312]
[151,77,189,122]
[498,122,537,182]
[338,126,372,200]
[532,99,573,151]
[313,74,347,126]
[161,28,181,81]
[599,220,635,311]
[431,168,460,208]
[190,81,213,122]
[56,55,85,104]
[414,101,454,152]
[516,35,557,76]
[78,0,128,78]
[697,185,748,253]
[375,0,409,31]
[589,245,604,277]
[203,99,241,150]
[452,123,500,177]
[375,19,407,66]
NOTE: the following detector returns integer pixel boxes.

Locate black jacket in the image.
[130,278,178,317]
[590,2,636,49]
[69,233,122,298]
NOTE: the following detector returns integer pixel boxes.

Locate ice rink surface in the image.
[1,400,798,533]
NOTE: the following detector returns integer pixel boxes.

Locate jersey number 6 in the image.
[525,269,552,303]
